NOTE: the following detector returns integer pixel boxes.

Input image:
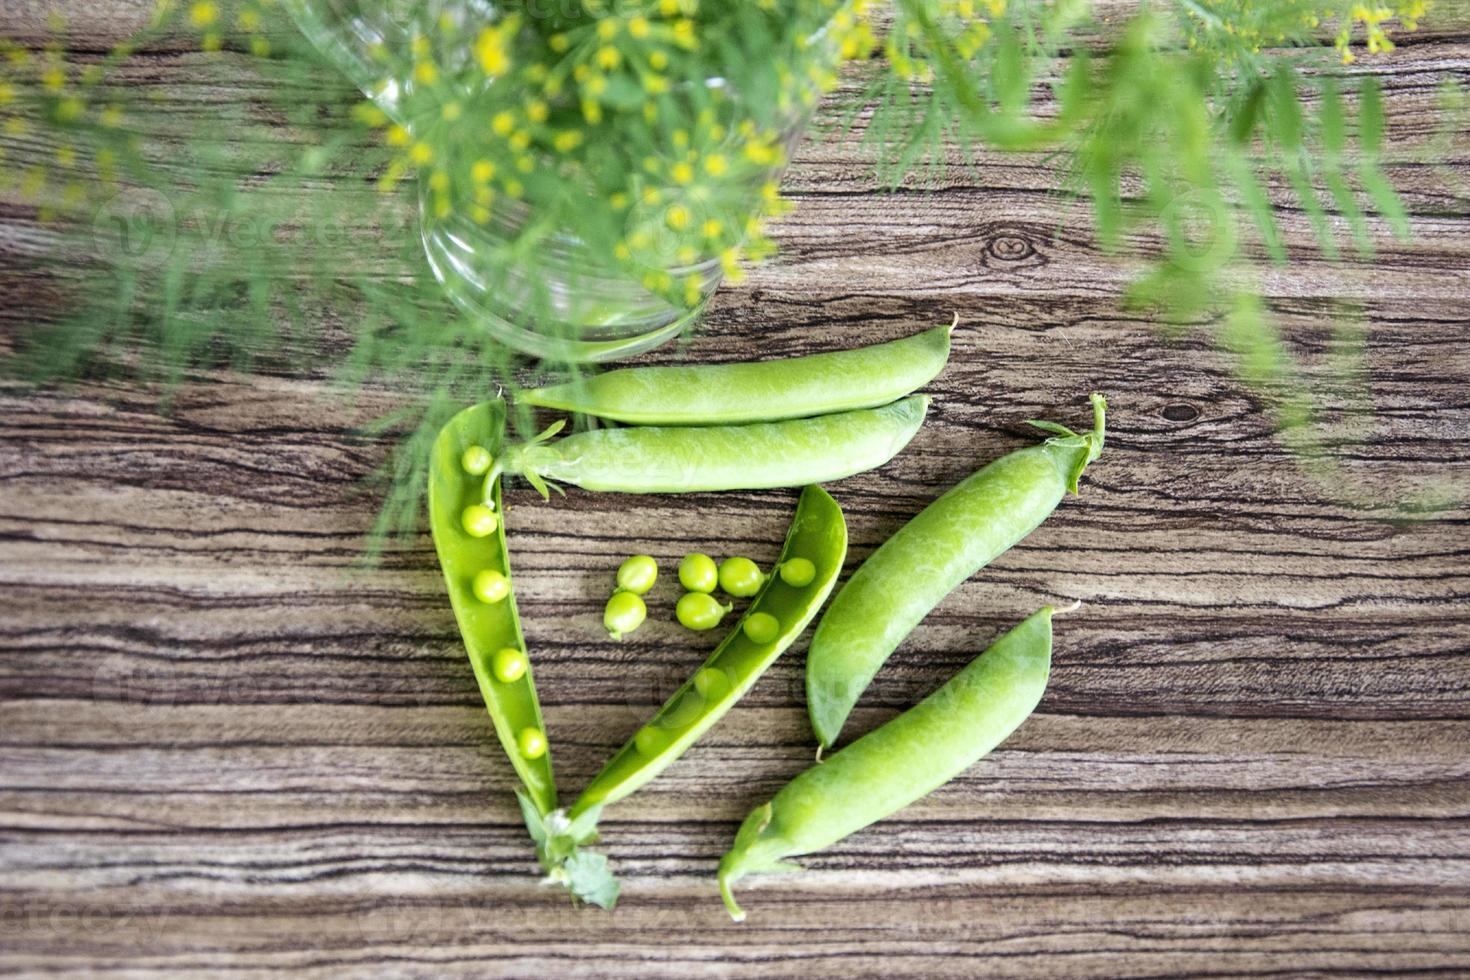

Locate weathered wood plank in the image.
[2,2,1469,977]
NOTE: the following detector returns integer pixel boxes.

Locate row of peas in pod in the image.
[427,321,1108,918]
[602,551,819,641]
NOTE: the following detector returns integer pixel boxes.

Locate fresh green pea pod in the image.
[720,606,1055,922]
[495,395,929,496]
[429,400,557,816]
[571,485,848,819]
[806,394,1105,749]
[521,320,954,425]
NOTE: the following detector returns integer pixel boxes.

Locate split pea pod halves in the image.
[495,395,929,495]
[806,393,1105,748]
[428,400,556,816]
[521,321,954,425]
[720,606,1055,922]
[571,485,848,820]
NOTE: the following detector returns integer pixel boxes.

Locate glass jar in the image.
[286,0,827,362]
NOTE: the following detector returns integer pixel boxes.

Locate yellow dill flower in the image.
[517,155,534,172]
[629,17,651,39]
[666,204,690,229]
[202,32,223,52]
[649,50,669,71]
[472,159,496,183]
[410,142,433,164]
[491,111,515,135]
[582,100,603,124]
[189,1,218,27]
[510,130,531,151]
[553,130,582,152]
[550,33,570,52]
[504,177,524,197]
[614,241,632,260]
[56,146,77,167]
[704,154,727,176]
[671,161,694,183]
[428,170,450,192]
[597,19,620,41]
[644,74,669,94]
[442,101,462,121]
[415,61,439,84]
[55,97,83,122]
[597,46,621,70]
[526,99,549,122]
[609,192,629,209]
[702,218,723,239]
[476,23,513,76]
[41,66,65,91]
[250,36,270,57]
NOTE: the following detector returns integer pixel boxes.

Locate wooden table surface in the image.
[3,5,1470,978]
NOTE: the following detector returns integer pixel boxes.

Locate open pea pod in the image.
[571,484,849,819]
[428,400,557,815]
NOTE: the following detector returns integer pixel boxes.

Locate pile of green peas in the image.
[601,551,822,638]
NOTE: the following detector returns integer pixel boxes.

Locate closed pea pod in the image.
[521,320,954,425]
[720,606,1056,922]
[571,485,848,820]
[491,396,929,495]
[806,394,1106,748]
[428,400,556,816]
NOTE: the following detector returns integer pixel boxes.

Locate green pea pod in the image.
[806,394,1104,748]
[521,321,954,425]
[429,400,557,814]
[720,606,1055,922]
[495,395,929,496]
[571,485,848,819]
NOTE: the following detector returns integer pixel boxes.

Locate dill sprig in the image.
[0,0,1454,549]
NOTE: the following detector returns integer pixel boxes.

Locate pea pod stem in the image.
[571,486,848,821]
[720,606,1056,922]
[805,393,1106,748]
[521,319,955,426]
[494,396,931,496]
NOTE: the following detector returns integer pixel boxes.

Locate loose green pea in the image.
[472,569,510,604]
[461,445,493,476]
[492,647,528,684]
[742,612,781,645]
[677,592,732,631]
[719,557,765,598]
[461,504,498,538]
[517,727,547,759]
[604,591,647,641]
[616,554,659,595]
[778,557,816,588]
[679,553,718,593]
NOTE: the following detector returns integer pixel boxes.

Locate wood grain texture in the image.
[3,3,1470,977]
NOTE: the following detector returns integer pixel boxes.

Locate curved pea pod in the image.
[496,395,929,496]
[806,394,1105,749]
[570,485,848,820]
[720,606,1055,922]
[521,320,954,425]
[428,400,557,816]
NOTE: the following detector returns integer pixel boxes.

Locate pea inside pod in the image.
[806,394,1106,749]
[491,395,930,496]
[521,320,954,426]
[571,484,849,819]
[720,606,1056,922]
[428,400,556,817]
